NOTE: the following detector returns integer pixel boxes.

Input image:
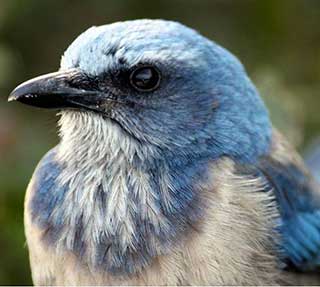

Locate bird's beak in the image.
[8,69,102,111]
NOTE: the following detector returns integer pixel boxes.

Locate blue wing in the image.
[257,156,320,271]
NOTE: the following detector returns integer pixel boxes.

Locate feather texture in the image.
[16,19,320,285]
[25,157,282,285]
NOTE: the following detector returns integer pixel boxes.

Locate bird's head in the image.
[9,19,272,162]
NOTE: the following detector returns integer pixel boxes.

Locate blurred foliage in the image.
[0,0,319,284]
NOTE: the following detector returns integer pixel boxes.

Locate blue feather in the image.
[256,157,320,271]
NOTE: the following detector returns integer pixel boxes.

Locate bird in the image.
[8,19,320,285]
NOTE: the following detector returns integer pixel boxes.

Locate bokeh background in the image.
[0,0,319,284]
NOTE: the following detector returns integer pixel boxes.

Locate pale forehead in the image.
[60,20,208,75]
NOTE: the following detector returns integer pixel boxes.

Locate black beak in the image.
[8,69,103,112]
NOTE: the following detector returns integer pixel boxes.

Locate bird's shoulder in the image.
[34,145,61,176]
[25,146,65,227]
[236,129,320,271]
[28,145,62,196]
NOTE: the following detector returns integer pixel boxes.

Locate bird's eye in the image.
[129,66,161,92]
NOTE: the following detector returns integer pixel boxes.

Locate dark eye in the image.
[129,66,161,92]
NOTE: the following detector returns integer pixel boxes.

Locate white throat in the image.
[54,111,171,269]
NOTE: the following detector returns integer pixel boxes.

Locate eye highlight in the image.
[129,66,161,92]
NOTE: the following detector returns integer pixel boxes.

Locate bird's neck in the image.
[54,111,209,275]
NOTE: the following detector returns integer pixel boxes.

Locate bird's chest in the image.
[26,155,282,285]
[28,149,203,275]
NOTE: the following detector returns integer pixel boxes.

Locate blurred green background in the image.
[0,0,319,284]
